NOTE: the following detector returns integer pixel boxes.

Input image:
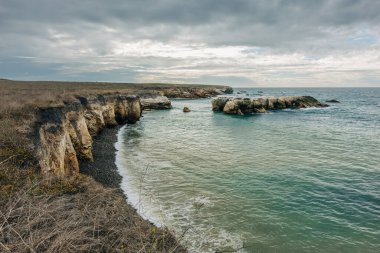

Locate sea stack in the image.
[212,96,328,115]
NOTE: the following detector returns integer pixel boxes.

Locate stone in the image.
[140,95,172,110]
[183,107,191,113]
[326,99,340,103]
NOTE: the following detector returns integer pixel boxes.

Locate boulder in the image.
[140,94,172,110]
[223,101,238,114]
[326,99,340,103]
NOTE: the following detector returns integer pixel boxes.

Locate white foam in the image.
[115,125,165,226]
[115,125,246,252]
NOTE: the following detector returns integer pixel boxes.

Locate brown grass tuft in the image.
[0,171,185,253]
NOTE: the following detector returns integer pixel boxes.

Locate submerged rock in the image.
[212,96,328,115]
[326,99,340,103]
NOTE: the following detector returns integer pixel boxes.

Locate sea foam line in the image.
[115,125,164,227]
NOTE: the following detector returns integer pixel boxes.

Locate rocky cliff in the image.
[34,85,233,178]
[35,95,142,178]
[212,96,328,115]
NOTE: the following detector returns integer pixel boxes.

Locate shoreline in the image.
[79,121,183,245]
[0,79,233,252]
[79,125,122,190]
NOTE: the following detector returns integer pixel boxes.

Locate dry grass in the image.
[0,170,185,253]
[0,79,194,252]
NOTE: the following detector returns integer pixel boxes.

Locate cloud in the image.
[0,0,379,86]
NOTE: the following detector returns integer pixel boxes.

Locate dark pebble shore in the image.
[80,126,123,190]
[77,125,187,252]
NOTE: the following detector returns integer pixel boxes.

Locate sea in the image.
[115,88,380,253]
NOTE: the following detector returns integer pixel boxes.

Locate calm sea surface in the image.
[116,88,380,253]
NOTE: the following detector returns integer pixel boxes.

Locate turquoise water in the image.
[116,88,380,253]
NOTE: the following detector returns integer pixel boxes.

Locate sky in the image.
[0,0,380,87]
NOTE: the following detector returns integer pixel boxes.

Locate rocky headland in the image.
[0,78,233,252]
[212,96,328,115]
[33,86,232,179]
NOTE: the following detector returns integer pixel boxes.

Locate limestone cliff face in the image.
[212,96,328,115]
[35,95,142,178]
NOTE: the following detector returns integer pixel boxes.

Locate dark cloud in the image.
[0,0,379,86]
[1,0,379,44]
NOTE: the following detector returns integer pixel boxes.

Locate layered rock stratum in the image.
[35,95,142,178]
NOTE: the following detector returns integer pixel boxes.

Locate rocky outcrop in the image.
[212,96,328,115]
[140,94,172,109]
[35,95,142,178]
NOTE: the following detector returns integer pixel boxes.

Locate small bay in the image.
[116,88,380,253]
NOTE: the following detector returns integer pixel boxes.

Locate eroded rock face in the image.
[126,96,142,123]
[213,96,328,115]
[36,107,80,177]
[212,97,231,111]
[35,95,142,178]
[102,104,118,127]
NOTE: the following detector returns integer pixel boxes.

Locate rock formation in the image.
[35,95,142,178]
[140,94,172,109]
[33,85,233,178]
[212,96,328,115]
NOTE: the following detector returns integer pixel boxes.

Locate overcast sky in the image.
[1,0,379,87]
